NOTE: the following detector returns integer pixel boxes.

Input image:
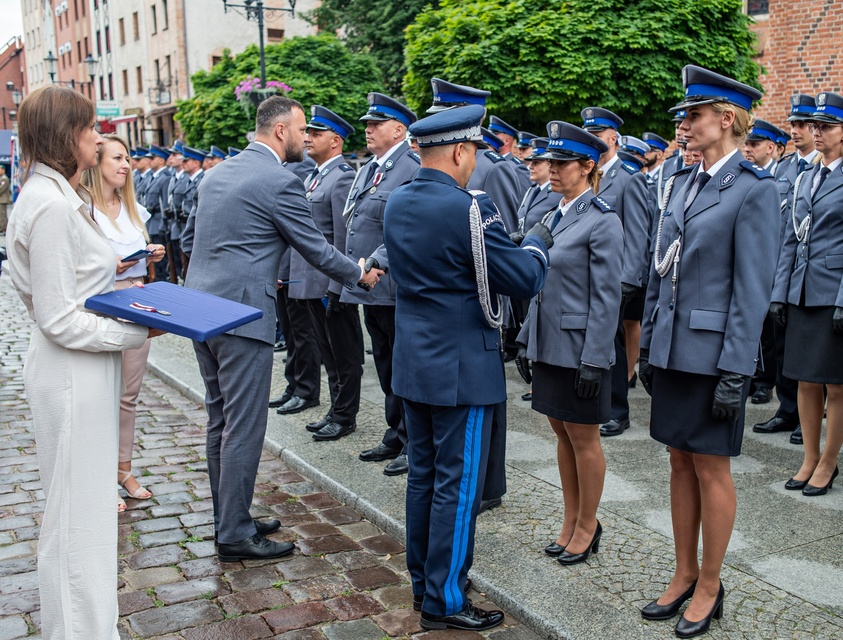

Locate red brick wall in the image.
[0,39,25,130]
[752,0,843,134]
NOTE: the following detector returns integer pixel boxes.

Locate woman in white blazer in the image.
[7,86,162,640]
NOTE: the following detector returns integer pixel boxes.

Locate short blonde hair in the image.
[82,135,149,242]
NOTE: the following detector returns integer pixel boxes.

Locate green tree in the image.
[304,0,439,96]
[404,0,762,138]
[175,34,385,151]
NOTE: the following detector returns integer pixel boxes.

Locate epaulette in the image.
[591,196,615,213]
[484,150,505,163]
[739,160,774,179]
[338,163,353,172]
[673,165,695,177]
[780,151,796,164]
[621,162,638,174]
[510,156,524,165]
[408,151,421,163]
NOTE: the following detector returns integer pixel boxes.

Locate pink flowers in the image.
[234,76,292,100]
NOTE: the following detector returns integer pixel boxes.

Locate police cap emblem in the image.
[577,201,587,213]
[367,92,375,104]
[584,108,594,119]
[550,122,560,139]
[818,93,827,106]
[790,95,800,106]
[431,80,439,95]
[311,105,317,116]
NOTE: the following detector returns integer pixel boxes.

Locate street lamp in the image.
[84,54,98,99]
[44,51,58,84]
[222,0,297,87]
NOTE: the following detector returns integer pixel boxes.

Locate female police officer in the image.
[638,66,779,637]
[516,121,623,566]
[771,91,843,497]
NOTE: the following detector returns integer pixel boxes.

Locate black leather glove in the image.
[638,348,653,396]
[515,347,532,384]
[325,291,342,319]
[711,372,748,422]
[834,307,843,335]
[363,257,379,273]
[574,363,602,399]
[523,222,554,250]
[509,230,526,246]
[621,283,642,307]
[769,302,787,327]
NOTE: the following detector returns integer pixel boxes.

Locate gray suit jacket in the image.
[289,155,355,299]
[773,162,843,307]
[468,150,526,233]
[598,158,651,288]
[184,143,362,344]
[518,184,563,231]
[641,153,780,376]
[518,193,623,369]
[340,141,420,305]
[144,168,170,236]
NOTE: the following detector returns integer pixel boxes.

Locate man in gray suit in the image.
[185,96,382,562]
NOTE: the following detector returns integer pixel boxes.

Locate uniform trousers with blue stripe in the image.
[404,399,493,616]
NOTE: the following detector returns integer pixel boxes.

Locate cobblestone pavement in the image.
[0,273,541,640]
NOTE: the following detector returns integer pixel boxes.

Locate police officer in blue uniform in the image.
[343,93,419,469]
[172,145,206,277]
[384,104,550,632]
[638,66,778,636]
[144,145,173,281]
[488,115,532,193]
[754,94,819,444]
[134,148,153,206]
[579,108,650,437]
[288,106,363,441]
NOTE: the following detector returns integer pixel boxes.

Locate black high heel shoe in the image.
[784,476,808,491]
[544,542,566,557]
[641,580,697,620]
[674,581,724,638]
[802,466,839,497]
[557,521,601,566]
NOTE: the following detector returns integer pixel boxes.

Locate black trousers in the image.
[609,306,629,423]
[149,232,169,282]
[482,400,507,501]
[277,289,321,401]
[305,298,363,427]
[774,320,799,423]
[363,305,407,452]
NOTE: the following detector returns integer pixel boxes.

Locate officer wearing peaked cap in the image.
[642,132,670,239]
[287,106,363,442]
[580,107,651,438]
[144,145,173,281]
[134,148,154,206]
[384,104,550,632]
[173,145,207,276]
[639,66,778,631]
[468,128,526,233]
[517,137,563,231]
[743,119,779,174]
[514,131,537,162]
[755,94,820,441]
[344,92,420,470]
[489,115,532,192]
[228,147,242,158]
[427,78,490,114]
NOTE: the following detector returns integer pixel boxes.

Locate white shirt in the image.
[255,141,282,164]
[371,139,406,166]
[601,154,620,174]
[558,188,591,217]
[813,156,843,195]
[93,201,151,280]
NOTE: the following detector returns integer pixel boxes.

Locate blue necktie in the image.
[797,158,809,175]
[813,166,831,201]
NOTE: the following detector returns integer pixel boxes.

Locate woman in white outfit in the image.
[83,135,166,511]
[7,86,163,639]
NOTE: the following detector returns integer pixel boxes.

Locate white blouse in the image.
[92,201,151,280]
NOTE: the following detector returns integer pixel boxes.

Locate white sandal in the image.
[118,469,152,500]
[118,494,127,512]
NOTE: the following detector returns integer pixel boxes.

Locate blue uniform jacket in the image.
[518,193,624,369]
[468,150,526,233]
[641,152,780,377]
[773,162,843,307]
[384,168,549,407]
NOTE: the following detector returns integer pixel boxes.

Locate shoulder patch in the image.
[621,162,638,174]
[591,196,615,213]
[338,163,353,172]
[739,160,774,179]
[408,151,421,163]
[510,156,524,165]
[484,150,505,163]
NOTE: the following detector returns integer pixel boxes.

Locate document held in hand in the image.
[85,281,264,342]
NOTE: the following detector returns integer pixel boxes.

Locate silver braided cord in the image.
[468,193,503,329]
[654,173,681,278]
[791,169,811,243]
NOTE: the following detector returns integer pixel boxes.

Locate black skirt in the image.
[783,304,843,384]
[622,288,645,322]
[649,368,750,457]
[531,361,611,425]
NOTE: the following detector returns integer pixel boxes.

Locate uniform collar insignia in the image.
[576,201,587,213]
[384,159,394,170]
[609,168,617,178]
[721,172,736,186]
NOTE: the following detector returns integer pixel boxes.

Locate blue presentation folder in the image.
[85,281,263,342]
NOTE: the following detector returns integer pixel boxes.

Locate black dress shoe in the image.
[306,415,332,433]
[414,579,473,611]
[359,443,402,462]
[420,601,504,631]
[752,415,797,434]
[276,396,319,415]
[600,419,630,437]
[784,476,808,491]
[790,425,803,445]
[750,387,773,404]
[802,466,839,496]
[217,533,295,562]
[641,580,697,620]
[521,392,532,401]
[478,497,501,514]
[214,518,281,543]
[628,372,638,389]
[544,542,566,557]
[312,421,356,441]
[674,581,724,638]
[273,339,287,352]
[268,392,293,408]
[557,521,601,565]
[384,453,408,476]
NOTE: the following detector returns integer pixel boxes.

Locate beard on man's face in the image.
[285,137,304,164]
